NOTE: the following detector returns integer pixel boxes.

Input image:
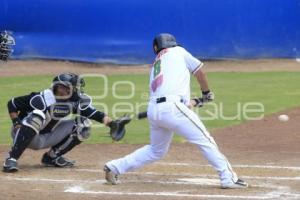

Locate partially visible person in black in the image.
[0,30,15,61]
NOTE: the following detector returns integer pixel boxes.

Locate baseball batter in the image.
[104,33,248,189]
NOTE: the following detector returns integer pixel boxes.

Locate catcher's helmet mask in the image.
[153,33,178,54]
[0,31,15,61]
[52,73,85,101]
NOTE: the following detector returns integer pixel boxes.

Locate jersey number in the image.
[151,60,163,92]
[153,60,161,78]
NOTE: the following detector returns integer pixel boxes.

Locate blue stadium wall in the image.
[1,0,300,64]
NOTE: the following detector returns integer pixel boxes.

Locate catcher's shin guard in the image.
[3,126,36,172]
[44,117,91,164]
[47,134,81,160]
[9,126,36,160]
[41,152,75,167]
[41,133,79,167]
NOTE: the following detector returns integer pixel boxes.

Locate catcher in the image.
[1,58,130,172]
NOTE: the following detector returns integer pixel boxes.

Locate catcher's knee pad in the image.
[22,110,46,133]
[73,117,92,141]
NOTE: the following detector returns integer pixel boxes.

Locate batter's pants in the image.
[106,99,239,186]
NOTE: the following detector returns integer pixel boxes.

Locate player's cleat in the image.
[104,165,118,185]
[41,153,75,167]
[221,179,248,189]
[3,157,18,173]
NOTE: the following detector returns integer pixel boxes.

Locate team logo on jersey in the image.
[50,103,72,119]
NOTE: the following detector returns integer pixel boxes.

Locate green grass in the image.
[0,72,299,144]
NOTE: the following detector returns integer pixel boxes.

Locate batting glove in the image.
[192,98,204,107]
[202,90,214,102]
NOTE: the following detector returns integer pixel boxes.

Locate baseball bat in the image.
[137,111,148,119]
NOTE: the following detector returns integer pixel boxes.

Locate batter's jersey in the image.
[149,46,203,103]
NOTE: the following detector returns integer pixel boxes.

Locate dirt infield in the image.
[0,108,299,200]
[0,58,300,77]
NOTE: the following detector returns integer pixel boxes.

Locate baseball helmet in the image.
[153,33,178,54]
[0,31,15,61]
[52,73,85,101]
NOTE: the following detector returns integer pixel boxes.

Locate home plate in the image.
[65,186,85,193]
[177,178,220,186]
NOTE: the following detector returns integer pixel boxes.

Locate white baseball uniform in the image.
[106,46,238,186]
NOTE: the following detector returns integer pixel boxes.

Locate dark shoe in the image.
[221,179,248,189]
[3,158,18,173]
[41,153,75,167]
[104,165,118,185]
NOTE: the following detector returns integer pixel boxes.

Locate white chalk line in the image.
[2,176,105,184]
[156,162,300,171]
[74,164,300,199]
[1,176,284,189]
[64,182,300,199]
[64,187,270,199]
[0,177,280,199]
[0,176,270,187]
[74,168,300,181]
[2,176,300,199]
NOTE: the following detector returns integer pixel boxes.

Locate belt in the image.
[156,97,166,103]
[155,96,184,104]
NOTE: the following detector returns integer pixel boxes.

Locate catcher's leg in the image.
[4,110,45,173]
[40,117,91,167]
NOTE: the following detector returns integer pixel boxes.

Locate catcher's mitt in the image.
[108,115,131,141]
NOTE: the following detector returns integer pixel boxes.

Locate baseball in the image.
[278,114,289,122]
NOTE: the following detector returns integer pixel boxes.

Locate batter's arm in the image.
[194,68,210,92]
[190,68,214,107]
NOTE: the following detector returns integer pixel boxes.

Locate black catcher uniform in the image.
[3,73,108,172]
